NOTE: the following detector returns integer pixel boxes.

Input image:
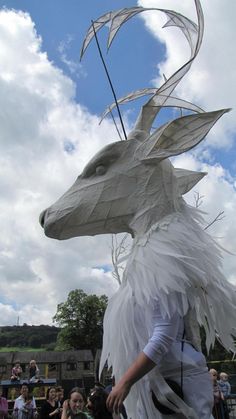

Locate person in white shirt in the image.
[107,301,213,418]
[13,383,37,419]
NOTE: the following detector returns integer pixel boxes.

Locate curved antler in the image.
[131,0,204,136]
[80,1,204,139]
[80,7,159,60]
[101,91,204,123]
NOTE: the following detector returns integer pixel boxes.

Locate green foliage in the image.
[0,347,45,352]
[41,342,57,351]
[53,289,108,354]
[0,325,60,349]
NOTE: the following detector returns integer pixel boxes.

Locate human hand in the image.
[51,408,59,416]
[62,400,68,410]
[106,381,130,414]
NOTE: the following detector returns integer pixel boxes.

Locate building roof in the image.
[0,350,93,364]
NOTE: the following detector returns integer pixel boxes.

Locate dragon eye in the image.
[95,165,106,176]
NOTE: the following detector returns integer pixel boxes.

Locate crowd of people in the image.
[210,369,232,419]
[0,360,234,419]
[12,383,125,419]
[0,359,127,419]
[0,380,127,419]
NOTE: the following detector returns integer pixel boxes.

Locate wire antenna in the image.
[91,20,127,140]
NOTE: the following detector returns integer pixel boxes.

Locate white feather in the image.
[100,205,236,418]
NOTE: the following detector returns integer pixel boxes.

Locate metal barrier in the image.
[212,396,236,419]
[228,395,236,418]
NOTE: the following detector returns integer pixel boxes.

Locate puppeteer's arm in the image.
[106,304,181,413]
[106,352,155,413]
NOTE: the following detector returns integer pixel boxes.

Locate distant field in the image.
[0,347,44,352]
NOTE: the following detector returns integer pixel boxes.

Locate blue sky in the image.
[1,0,162,116]
[0,0,235,325]
[1,0,234,169]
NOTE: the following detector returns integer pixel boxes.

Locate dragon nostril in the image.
[39,209,46,228]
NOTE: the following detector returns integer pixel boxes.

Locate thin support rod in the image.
[110,110,123,141]
[91,20,127,140]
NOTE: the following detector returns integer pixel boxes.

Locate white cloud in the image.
[137,0,236,149]
[57,34,84,78]
[0,8,119,325]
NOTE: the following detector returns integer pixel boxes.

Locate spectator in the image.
[13,383,37,419]
[56,386,64,408]
[218,372,231,419]
[62,388,91,419]
[209,369,224,419]
[40,387,61,419]
[0,386,8,419]
[22,395,36,419]
[218,372,231,399]
[11,361,22,381]
[87,388,112,419]
[29,361,40,383]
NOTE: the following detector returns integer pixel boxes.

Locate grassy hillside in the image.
[0,347,45,352]
[0,325,60,350]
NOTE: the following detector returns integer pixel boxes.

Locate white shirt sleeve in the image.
[143,303,181,364]
[13,398,20,410]
[32,397,36,409]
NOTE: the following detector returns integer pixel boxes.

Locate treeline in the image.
[0,325,60,350]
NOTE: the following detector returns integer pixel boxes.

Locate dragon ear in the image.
[174,168,207,195]
[136,109,230,162]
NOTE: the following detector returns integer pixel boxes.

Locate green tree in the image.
[28,334,42,348]
[53,289,108,354]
